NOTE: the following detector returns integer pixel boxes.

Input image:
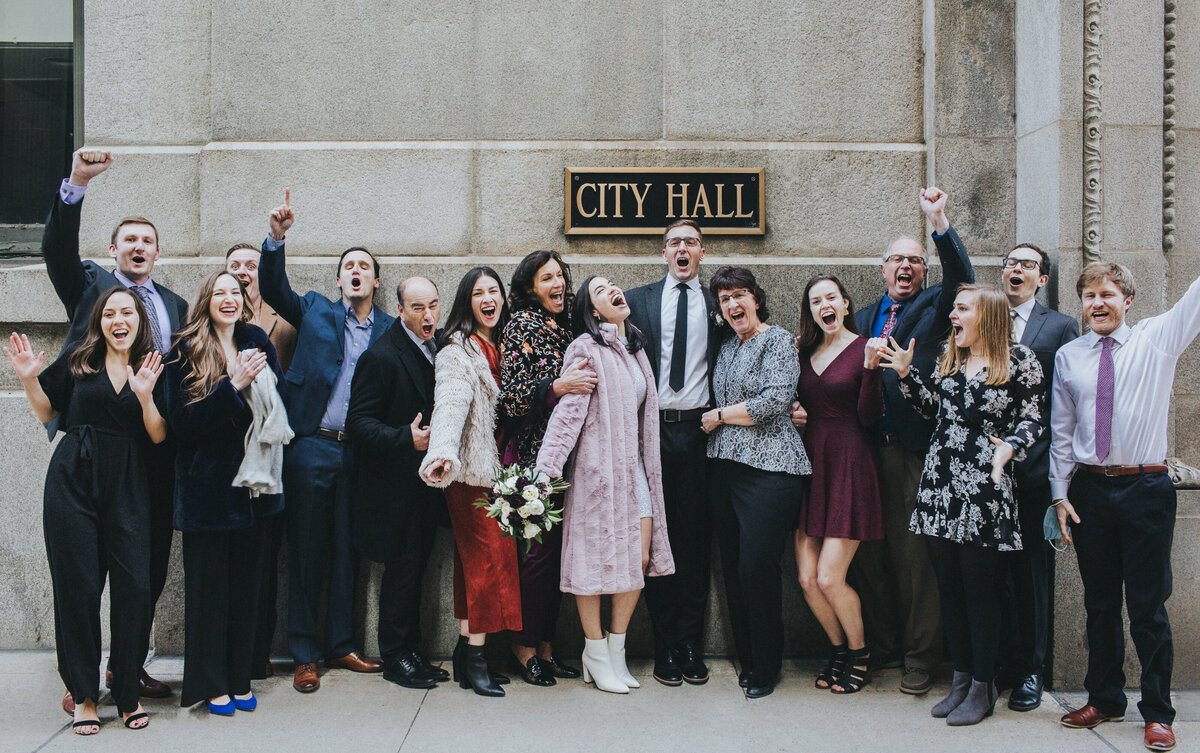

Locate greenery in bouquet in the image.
[475,464,567,552]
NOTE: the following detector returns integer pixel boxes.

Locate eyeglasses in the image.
[717,290,753,306]
[1002,258,1041,271]
[666,237,702,249]
[884,254,926,266]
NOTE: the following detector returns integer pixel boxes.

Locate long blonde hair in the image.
[936,284,1012,385]
[170,271,254,404]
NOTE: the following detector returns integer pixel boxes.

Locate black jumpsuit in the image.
[39,356,158,714]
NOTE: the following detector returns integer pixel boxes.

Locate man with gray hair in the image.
[850,187,974,694]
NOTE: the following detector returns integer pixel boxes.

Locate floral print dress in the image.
[499,308,574,466]
[898,344,1045,550]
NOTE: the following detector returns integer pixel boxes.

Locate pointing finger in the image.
[284,188,290,208]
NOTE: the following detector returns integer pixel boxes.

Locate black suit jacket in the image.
[42,194,188,354]
[1013,301,1079,488]
[855,226,974,455]
[625,276,721,395]
[345,323,444,563]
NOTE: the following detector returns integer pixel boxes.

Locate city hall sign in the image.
[565,167,765,236]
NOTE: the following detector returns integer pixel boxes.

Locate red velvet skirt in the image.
[446,482,523,634]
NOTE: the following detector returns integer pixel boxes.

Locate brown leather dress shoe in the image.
[326,651,384,673]
[62,689,75,716]
[1060,704,1124,728]
[293,662,320,693]
[104,668,172,698]
[1144,722,1176,752]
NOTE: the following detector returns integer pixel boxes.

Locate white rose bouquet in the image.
[476,464,567,552]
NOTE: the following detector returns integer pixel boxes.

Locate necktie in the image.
[131,285,164,352]
[880,303,902,339]
[1095,336,1115,462]
[1009,308,1019,342]
[424,340,436,364]
[670,282,688,392]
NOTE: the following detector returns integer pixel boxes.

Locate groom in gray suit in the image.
[998,242,1078,711]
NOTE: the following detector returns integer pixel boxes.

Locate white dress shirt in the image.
[656,276,711,410]
[1010,297,1036,343]
[1049,275,1200,499]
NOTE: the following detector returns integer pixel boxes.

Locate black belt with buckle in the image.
[660,408,707,423]
[881,432,901,445]
[317,427,348,442]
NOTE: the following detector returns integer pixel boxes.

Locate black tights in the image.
[925,536,1000,682]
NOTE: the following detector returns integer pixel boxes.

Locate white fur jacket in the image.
[419,331,501,488]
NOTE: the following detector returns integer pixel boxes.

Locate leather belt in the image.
[1084,463,1167,477]
[317,428,349,442]
[660,408,707,423]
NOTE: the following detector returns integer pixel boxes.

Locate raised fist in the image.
[69,149,113,186]
[918,187,949,234]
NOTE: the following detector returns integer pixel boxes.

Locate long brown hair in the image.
[936,283,1012,385]
[69,287,156,377]
[795,274,858,355]
[171,271,253,403]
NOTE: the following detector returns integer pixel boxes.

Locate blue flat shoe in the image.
[207,698,235,716]
[233,693,257,711]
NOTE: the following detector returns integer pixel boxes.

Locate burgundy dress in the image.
[796,336,885,541]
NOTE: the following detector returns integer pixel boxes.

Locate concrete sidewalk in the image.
[6,652,1194,753]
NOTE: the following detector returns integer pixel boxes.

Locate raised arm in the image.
[6,333,56,423]
[257,190,306,327]
[42,150,111,318]
[1141,272,1200,358]
[921,187,975,325]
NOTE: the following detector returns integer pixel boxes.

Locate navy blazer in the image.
[855,226,974,455]
[258,239,394,437]
[1013,301,1079,488]
[42,194,188,354]
[624,276,722,395]
[164,322,285,533]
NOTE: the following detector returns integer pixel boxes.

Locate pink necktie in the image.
[1095,336,1114,462]
[881,304,901,339]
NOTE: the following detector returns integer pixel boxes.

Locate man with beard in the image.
[625,219,718,687]
[994,243,1077,711]
[852,187,974,695]
[258,191,394,693]
[1052,262,1197,753]
[42,148,188,711]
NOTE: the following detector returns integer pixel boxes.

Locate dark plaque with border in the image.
[565,167,765,235]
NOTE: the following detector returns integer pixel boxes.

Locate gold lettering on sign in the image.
[735,183,753,218]
[610,183,626,219]
[692,184,712,218]
[714,184,735,218]
[666,183,689,219]
[629,183,651,218]
[598,183,608,218]
[576,183,597,218]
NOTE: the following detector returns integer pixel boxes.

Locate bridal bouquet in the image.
[476,464,567,551]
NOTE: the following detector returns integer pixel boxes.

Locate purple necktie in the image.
[881,303,901,339]
[1095,336,1114,462]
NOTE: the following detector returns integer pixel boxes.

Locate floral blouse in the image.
[898,344,1046,550]
[499,307,573,465]
[706,325,811,476]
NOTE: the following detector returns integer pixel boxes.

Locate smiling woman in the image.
[6,286,164,734]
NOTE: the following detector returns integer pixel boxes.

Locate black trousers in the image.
[925,536,1001,682]
[711,460,804,684]
[1069,470,1176,725]
[286,436,356,664]
[45,429,153,714]
[996,481,1051,678]
[251,513,285,675]
[378,499,443,666]
[181,521,270,707]
[643,419,713,654]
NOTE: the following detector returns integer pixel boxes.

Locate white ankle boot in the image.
[607,632,639,688]
[581,637,629,693]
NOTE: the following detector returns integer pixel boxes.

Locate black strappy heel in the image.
[815,644,849,689]
[831,647,871,694]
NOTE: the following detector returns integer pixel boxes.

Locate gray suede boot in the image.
[946,679,997,726]
[931,670,971,718]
